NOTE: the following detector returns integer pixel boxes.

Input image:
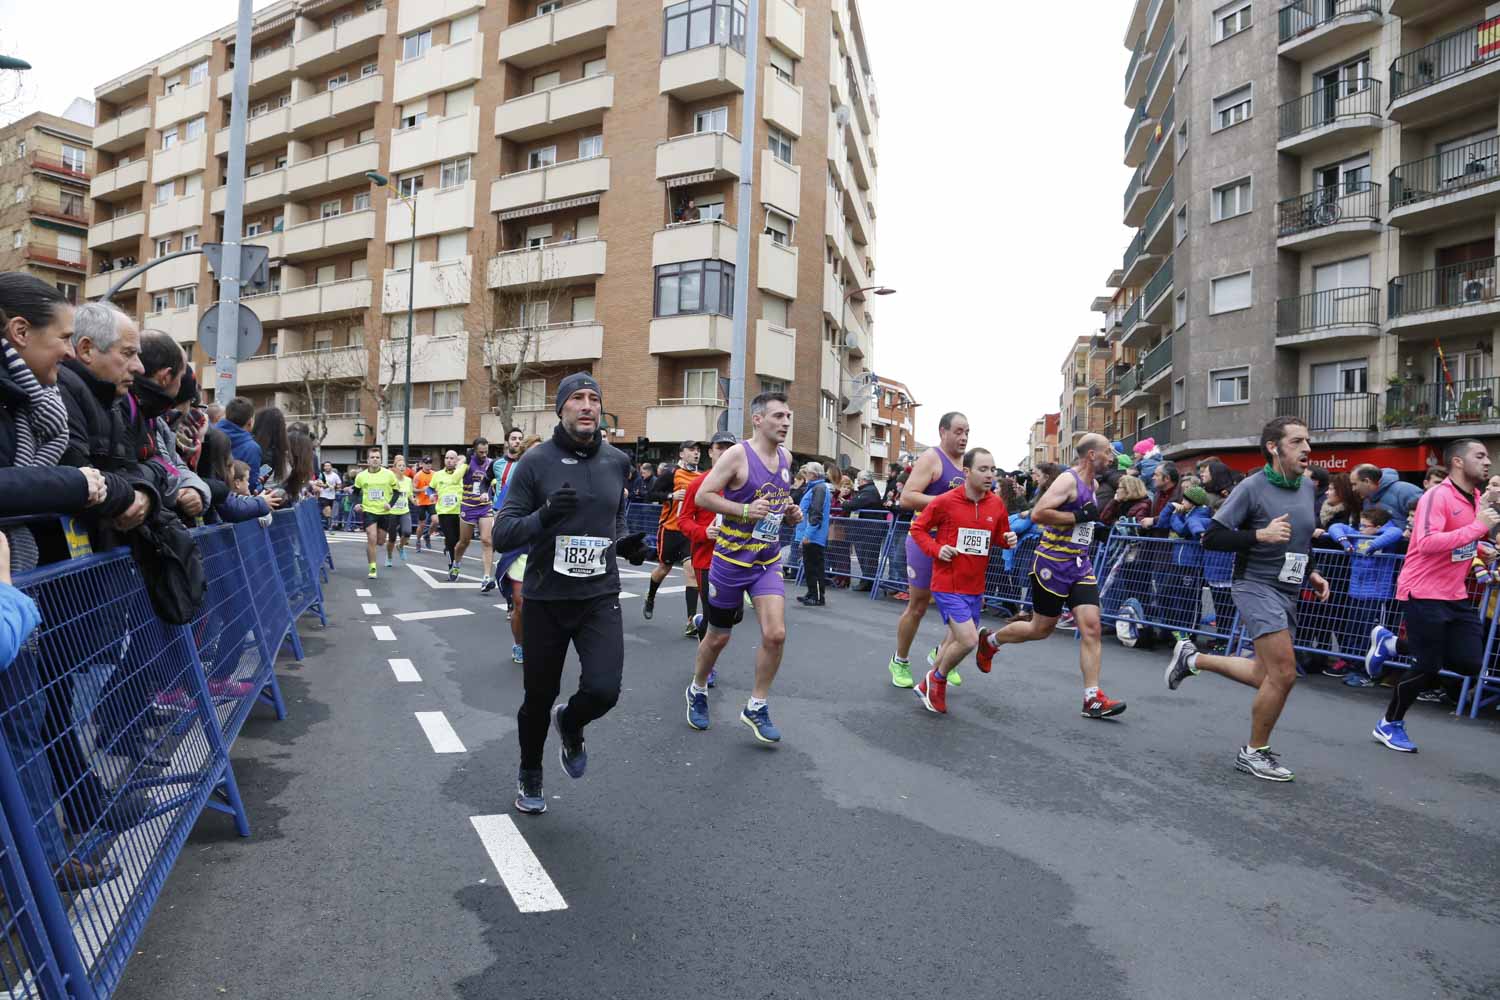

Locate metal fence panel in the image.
[269,507,326,628]
[623,503,662,539]
[229,519,299,665]
[1093,533,1241,643]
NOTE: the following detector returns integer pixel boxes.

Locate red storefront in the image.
[1184,445,1439,476]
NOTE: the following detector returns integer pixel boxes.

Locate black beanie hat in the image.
[555,372,602,414]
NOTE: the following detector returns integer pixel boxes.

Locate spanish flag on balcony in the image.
[1481,16,1500,59]
[1436,339,1456,400]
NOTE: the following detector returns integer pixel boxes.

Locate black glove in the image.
[539,483,578,528]
[615,531,649,566]
[1074,501,1100,525]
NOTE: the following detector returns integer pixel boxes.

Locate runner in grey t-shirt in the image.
[1160,417,1331,783]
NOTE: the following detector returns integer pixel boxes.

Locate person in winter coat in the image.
[215,396,263,492]
[132,330,208,523]
[843,470,885,519]
[1138,462,1181,536]
[1134,438,1163,494]
[1100,471,1150,525]
[196,427,276,524]
[795,463,832,605]
[1352,464,1423,533]
[1327,506,1404,685]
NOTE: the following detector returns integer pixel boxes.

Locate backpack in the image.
[130,509,206,625]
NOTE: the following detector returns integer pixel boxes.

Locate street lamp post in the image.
[839,284,896,356]
[366,171,416,460]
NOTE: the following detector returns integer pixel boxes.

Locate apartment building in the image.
[1057,334,1110,454]
[0,111,94,303]
[1023,411,1061,471]
[868,374,916,478]
[1098,0,1500,477]
[87,0,882,467]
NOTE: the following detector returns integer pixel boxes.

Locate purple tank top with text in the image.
[713,442,793,567]
[1033,468,1098,588]
[924,449,965,497]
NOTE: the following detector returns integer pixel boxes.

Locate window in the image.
[10,187,21,204]
[1311,359,1369,397]
[760,378,787,395]
[14,140,23,157]
[183,230,199,251]
[694,107,728,133]
[528,146,557,170]
[353,191,371,212]
[769,47,794,83]
[365,0,383,10]
[1175,121,1189,161]
[821,394,837,424]
[768,127,794,164]
[439,157,471,188]
[583,57,607,78]
[1212,177,1252,221]
[1213,2,1251,42]
[321,199,342,218]
[164,75,181,96]
[578,135,603,160]
[684,369,719,402]
[161,127,178,150]
[445,85,475,115]
[154,237,172,258]
[437,232,466,260]
[518,300,550,327]
[654,260,736,318]
[399,105,427,129]
[1172,377,1185,414]
[663,0,748,57]
[1173,290,1187,329]
[174,285,196,309]
[1213,85,1252,131]
[762,295,788,326]
[359,127,376,143]
[532,71,561,92]
[396,172,423,198]
[245,221,263,237]
[361,62,378,78]
[449,12,478,43]
[764,209,793,246]
[525,222,551,248]
[1210,271,1252,314]
[1315,153,1373,195]
[275,155,288,169]
[183,173,202,196]
[517,378,547,410]
[1174,205,1188,245]
[251,101,269,118]
[538,0,563,13]
[571,295,596,323]
[61,144,86,173]
[402,29,432,61]
[428,381,460,410]
[184,116,205,141]
[151,292,170,313]
[313,330,335,352]
[56,283,78,305]
[327,74,348,90]
[188,61,209,86]
[9,231,19,249]
[695,195,725,222]
[389,241,414,269]
[1210,366,1250,406]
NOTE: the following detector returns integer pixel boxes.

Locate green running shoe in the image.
[927,646,961,686]
[887,657,914,688]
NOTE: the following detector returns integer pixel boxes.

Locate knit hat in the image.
[1183,484,1210,507]
[555,372,602,414]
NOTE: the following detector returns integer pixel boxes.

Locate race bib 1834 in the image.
[554,535,610,577]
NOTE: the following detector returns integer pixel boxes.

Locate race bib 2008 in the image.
[554,535,610,577]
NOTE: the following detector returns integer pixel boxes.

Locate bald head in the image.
[1077,434,1109,461]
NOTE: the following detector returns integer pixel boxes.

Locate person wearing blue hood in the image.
[215,396,263,493]
[1351,463,1422,533]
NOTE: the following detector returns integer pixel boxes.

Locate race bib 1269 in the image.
[956,527,990,558]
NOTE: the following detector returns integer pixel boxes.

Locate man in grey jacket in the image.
[493,372,650,815]
[132,330,208,522]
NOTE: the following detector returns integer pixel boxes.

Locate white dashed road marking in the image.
[389,658,421,683]
[469,815,568,913]
[356,588,372,597]
[362,603,381,616]
[395,608,475,623]
[414,711,466,754]
[372,625,396,641]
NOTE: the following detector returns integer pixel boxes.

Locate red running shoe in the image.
[975,628,995,673]
[914,669,947,714]
[1082,689,1126,719]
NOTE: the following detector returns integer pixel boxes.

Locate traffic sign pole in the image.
[215,0,254,402]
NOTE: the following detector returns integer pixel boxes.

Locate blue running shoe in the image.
[552,705,587,778]
[685,685,710,730]
[740,704,781,743]
[511,643,524,664]
[1344,673,1374,688]
[706,668,717,688]
[1372,718,1417,753]
[398,547,407,564]
[514,768,546,814]
[1365,625,1396,680]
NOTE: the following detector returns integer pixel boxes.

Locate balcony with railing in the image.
[1386,377,1500,432]
[1142,254,1173,313]
[1143,95,1175,185]
[1389,15,1500,122]
[1275,181,1381,248]
[1121,229,1158,290]
[1388,135,1500,229]
[1141,334,1173,385]
[1138,415,1172,448]
[29,150,92,182]
[21,242,86,273]
[1123,163,1156,227]
[1387,256,1500,332]
[1277,79,1381,150]
[1117,365,1140,400]
[1277,1,1382,58]
[1276,287,1380,343]
[1124,31,1148,105]
[1124,98,1152,166]
[1276,391,1378,433]
[1143,20,1175,116]
[27,194,89,227]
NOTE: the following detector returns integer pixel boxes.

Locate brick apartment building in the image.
[0,109,95,304]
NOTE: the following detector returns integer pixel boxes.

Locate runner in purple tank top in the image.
[682,391,802,744]
[974,434,1128,719]
[885,412,971,689]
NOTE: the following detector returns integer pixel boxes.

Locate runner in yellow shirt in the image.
[353,447,399,579]
[430,449,467,580]
[384,454,414,569]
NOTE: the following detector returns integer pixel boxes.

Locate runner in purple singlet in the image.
[682,392,802,744]
[885,412,970,689]
[974,433,1127,719]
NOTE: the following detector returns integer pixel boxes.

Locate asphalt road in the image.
[114,531,1500,1000]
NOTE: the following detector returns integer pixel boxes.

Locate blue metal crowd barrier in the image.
[1093,531,1243,647]
[0,500,335,998]
[623,502,661,540]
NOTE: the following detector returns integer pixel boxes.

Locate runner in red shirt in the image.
[908,447,1017,714]
[678,431,739,684]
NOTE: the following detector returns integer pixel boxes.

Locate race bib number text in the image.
[1452,540,1479,564]
[554,535,610,577]
[1070,522,1095,546]
[1279,552,1308,585]
[440,493,458,508]
[956,527,991,558]
[752,511,783,543]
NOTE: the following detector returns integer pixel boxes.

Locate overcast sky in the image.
[0,1,1132,466]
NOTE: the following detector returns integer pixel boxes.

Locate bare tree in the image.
[280,320,374,444]
[464,232,581,431]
